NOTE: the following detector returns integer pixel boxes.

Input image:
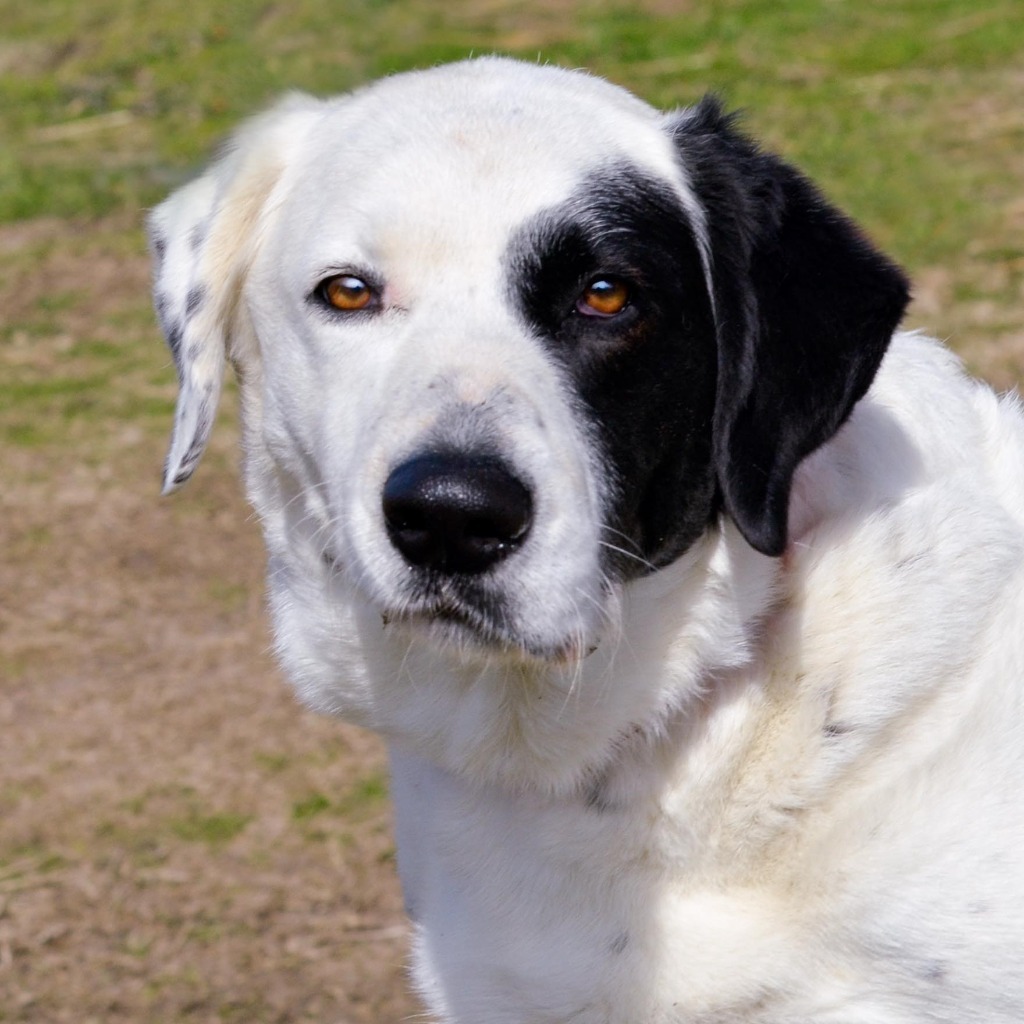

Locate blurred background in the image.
[1,2,1021,1021]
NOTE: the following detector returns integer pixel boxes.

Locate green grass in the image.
[291,771,388,824]
[3,0,1022,266]
[170,810,252,846]
[341,771,389,811]
[292,791,332,821]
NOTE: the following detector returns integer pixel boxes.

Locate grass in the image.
[3,0,1023,251]
[169,811,252,846]
[293,771,388,822]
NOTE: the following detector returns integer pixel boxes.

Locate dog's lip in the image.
[320,545,561,657]
[388,597,489,635]
[381,599,591,665]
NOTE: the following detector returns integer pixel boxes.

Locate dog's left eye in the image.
[319,274,376,312]
[576,278,631,318]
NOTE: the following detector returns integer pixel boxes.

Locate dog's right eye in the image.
[576,277,631,319]
[319,274,376,312]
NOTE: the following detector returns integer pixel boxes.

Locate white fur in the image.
[151,58,1024,1022]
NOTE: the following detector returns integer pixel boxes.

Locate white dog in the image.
[149,58,1024,1023]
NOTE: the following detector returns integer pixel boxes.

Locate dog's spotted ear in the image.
[668,98,910,557]
[148,93,324,494]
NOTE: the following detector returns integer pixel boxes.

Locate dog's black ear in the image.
[667,98,910,556]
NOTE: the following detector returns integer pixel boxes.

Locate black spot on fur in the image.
[189,221,208,252]
[174,401,213,483]
[154,290,172,328]
[152,233,167,269]
[609,931,630,955]
[584,774,615,813]
[154,290,184,371]
[165,321,184,369]
[185,284,206,320]
[507,165,719,578]
[823,721,855,738]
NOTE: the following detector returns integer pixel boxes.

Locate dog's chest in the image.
[389,740,839,1023]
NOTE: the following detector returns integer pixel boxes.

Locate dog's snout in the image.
[382,453,533,575]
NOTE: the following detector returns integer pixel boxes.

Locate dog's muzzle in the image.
[382,452,533,576]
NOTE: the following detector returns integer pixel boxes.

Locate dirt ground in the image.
[1,221,416,1022]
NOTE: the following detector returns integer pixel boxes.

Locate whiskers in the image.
[598,524,657,576]
[274,476,338,563]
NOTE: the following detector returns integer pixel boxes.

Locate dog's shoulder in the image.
[785,331,1024,734]
[764,329,1024,891]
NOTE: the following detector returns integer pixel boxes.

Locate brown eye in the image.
[323,274,374,312]
[577,278,630,318]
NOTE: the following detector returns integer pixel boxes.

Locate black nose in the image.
[382,453,533,575]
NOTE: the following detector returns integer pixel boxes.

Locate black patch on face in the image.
[506,165,719,579]
[508,103,911,570]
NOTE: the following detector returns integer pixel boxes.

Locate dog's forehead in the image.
[278,60,687,275]
[311,58,673,175]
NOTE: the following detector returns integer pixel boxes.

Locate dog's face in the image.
[248,68,723,663]
[150,59,908,789]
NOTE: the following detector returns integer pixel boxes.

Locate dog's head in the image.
[150,58,908,787]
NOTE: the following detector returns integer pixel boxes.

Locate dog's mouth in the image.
[322,544,570,660]
[380,593,592,666]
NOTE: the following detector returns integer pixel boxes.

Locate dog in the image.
[149,57,1024,1023]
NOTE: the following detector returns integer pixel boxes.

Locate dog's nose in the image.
[382,453,533,575]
